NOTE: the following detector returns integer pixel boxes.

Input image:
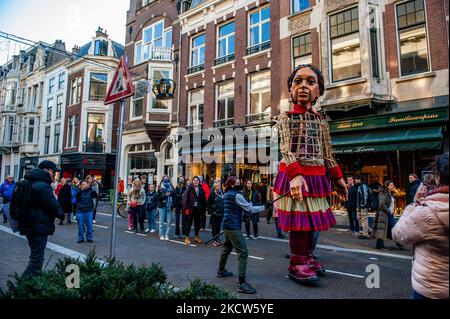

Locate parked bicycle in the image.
[109,189,128,218]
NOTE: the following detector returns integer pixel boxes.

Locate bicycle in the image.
[109,189,129,218]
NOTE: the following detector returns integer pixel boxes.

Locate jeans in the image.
[174,206,184,236]
[412,290,429,299]
[92,198,98,220]
[72,204,77,218]
[185,208,201,237]
[77,211,93,241]
[2,206,7,222]
[131,205,145,232]
[347,208,359,232]
[23,235,48,277]
[146,208,157,230]
[357,208,370,237]
[159,207,172,237]
[274,217,282,235]
[219,229,248,279]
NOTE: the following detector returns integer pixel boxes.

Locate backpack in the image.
[9,179,34,221]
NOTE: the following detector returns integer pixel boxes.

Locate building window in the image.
[329,6,361,82]
[56,95,63,119]
[138,20,172,63]
[89,73,107,101]
[150,69,170,110]
[46,98,53,121]
[44,126,51,154]
[54,124,60,153]
[58,73,65,90]
[188,89,204,129]
[66,115,78,148]
[142,0,154,7]
[189,34,206,73]
[216,22,235,65]
[131,84,144,119]
[2,116,14,143]
[135,41,143,64]
[249,71,271,115]
[5,82,17,106]
[369,6,381,79]
[87,113,105,143]
[27,117,35,143]
[248,6,270,54]
[70,76,82,105]
[292,0,310,14]
[48,78,55,94]
[396,0,429,76]
[94,40,108,56]
[292,33,312,67]
[216,81,234,122]
[31,84,38,108]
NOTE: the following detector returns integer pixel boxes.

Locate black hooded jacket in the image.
[18,168,64,236]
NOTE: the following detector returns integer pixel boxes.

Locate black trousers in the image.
[131,205,146,231]
[245,221,259,237]
[24,234,48,277]
[347,208,359,232]
[210,214,224,238]
[185,208,201,237]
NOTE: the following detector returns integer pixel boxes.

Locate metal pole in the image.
[110,99,125,258]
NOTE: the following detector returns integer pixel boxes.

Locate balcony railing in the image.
[246,112,271,124]
[188,64,205,74]
[215,53,235,66]
[213,118,234,128]
[246,41,271,56]
[83,141,105,153]
[186,123,203,132]
[150,46,173,62]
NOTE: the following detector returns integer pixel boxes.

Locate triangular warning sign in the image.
[104,56,134,105]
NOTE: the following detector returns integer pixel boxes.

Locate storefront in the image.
[329,106,448,214]
[126,142,157,185]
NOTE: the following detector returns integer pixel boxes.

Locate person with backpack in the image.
[0,174,15,224]
[355,175,371,239]
[11,160,64,276]
[57,179,74,225]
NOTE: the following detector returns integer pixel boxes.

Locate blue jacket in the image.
[0,180,15,203]
[222,189,244,230]
[76,188,95,213]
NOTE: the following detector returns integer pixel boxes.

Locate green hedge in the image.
[1,250,235,299]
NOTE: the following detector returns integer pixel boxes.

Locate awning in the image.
[332,127,443,154]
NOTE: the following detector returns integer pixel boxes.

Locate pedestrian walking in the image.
[0,174,15,224]
[217,177,271,294]
[174,176,187,238]
[157,177,175,241]
[127,179,146,234]
[273,64,348,286]
[243,180,261,239]
[75,180,96,243]
[372,180,397,250]
[57,179,74,225]
[355,175,371,239]
[393,152,449,299]
[344,176,359,235]
[16,160,64,276]
[91,178,101,223]
[145,184,158,233]
[199,175,210,231]
[407,173,421,205]
[208,182,224,246]
[182,176,206,245]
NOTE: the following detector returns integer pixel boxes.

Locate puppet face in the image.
[290,67,320,107]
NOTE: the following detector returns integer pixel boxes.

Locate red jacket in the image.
[202,182,211,200]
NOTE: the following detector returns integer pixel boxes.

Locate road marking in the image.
[93,224,109,229]
[168,239,197,247]
[0,225,107,266]
[325,270,365,279]
[124,231,146,237]
[231,252,264,260]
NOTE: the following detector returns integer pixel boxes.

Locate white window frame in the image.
[70,76,82,105]
[130,82,144,120]
[291,0,311,15]
[394,0,431,78]
[248,71,271,115]
[188,89,204,127]
[190,33,206,67]
[215,81,234,121]
[138,20,171,63]
[217,21,236,58]
[3,116,14,143]
[48,77,55,94]
[328,5,362,83]
[66,115,78,148]
[248,6,271,48]
[148,66,173,113]
[54,123,61,153]
[56,95,63,119]
[58,72,65,90]
[291,32,313,68]
[44,126,51,154]
[25,117,36,144]
[135,41,143,65]
[46,98,54,122]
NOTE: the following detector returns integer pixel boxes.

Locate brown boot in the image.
[184,237,191,245]
[194,236,204,244]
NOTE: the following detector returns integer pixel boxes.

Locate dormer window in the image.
[94,40,108,56]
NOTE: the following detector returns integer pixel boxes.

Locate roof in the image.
[112,41,125,58]
[78,42,91,57]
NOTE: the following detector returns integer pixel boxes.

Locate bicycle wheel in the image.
[117,203,129,218]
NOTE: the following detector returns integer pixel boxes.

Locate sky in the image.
[0,0,129,65]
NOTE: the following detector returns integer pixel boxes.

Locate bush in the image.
[1,250,235,299]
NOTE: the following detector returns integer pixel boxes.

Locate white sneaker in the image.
[93,220,96,224]
[145,228,150,233]
[160,236,165,241]
[150,229,156,233]
[165,235,169,241]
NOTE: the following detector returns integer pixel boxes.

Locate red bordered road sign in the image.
[104,56,134,105]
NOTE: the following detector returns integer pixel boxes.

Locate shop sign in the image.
[333,146,376,154]
[329,107,448,133]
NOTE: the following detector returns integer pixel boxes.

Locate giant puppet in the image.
[273,64,348,285]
